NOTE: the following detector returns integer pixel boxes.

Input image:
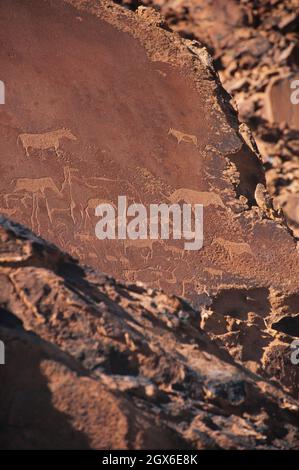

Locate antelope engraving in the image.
[8,176,64,229]
[13,177,62,198]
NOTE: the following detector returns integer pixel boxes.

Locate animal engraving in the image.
[17,128,77,157]
[167,188,225,208]
[212,237,254,260]
[168,128,198,147]
[13,177,62,198]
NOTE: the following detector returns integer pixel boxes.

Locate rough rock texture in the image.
[1,0,298,302]
[114,0,299,402]
[118,0,299,235]
[0,0,299,449]
[200,285,299,399]
[0,217,299,449]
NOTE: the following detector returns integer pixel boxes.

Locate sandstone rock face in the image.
[118,0,299,236]
[0,217,299,449]
[1,0,298,305]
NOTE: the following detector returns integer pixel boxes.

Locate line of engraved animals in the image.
[13,126,270,227]
[8,122,249,258]
[17,128,77,157]
[16,127,196,159]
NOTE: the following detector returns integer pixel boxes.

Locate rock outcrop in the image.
[0,217,299,449]
[114,0,299,404]
[0,0,299,450]
[118,0,299,235]
[1,0,298,302]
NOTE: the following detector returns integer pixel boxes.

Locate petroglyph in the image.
[17,128,77,157]
[69,171,118,189]
[203,266,224,278]
[13,177,62,198]
[60,168,121,226]
[164,242,186,258]
[124,239,156,258]
[75,232,94,242]
[9,176,64,226]
[212,237,254,260]
[63,166,76,224]
[106,253,130,267]
[203,268,223,276]
[168,128,198,147]
[167,188,225,208]
[9,166,122,234]
[0,192,19,218]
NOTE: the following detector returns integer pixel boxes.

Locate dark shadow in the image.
[0,306,24,330]
[0,326,91,449]
[272,315,299,338]
[211,287,271,320]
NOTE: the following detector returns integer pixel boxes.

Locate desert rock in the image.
[0,217,299,449]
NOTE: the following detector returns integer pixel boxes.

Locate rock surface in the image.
[0,0,299,450]
[118,0,299,235]
[1,0,298,304]
[0,216,299,449]
[114,0,299,402]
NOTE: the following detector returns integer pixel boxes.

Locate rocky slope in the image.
[0,216,299,449]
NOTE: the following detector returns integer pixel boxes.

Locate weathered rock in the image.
[112,0,299,395]
[0,217,299,449]
[200,286,299,399]
[117,0,299,234]
[0,0,298,307]
[0,326,185,450]
[0,0,299,450]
